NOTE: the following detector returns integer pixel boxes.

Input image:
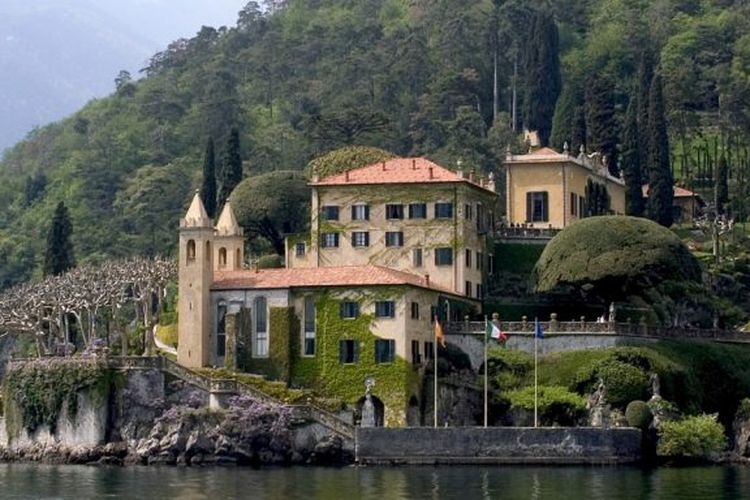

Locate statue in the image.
[360,377,376,428]
[587,378,611,429]
[649,373,661,401]
[608,302,616,323]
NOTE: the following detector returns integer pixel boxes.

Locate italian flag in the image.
[485,319,508,343]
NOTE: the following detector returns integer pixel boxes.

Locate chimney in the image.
[382,161,386,171]
[254,261,259,273]
[345,170,350,182]
[468,170,476,183]
[412,159,417,170]
[428,167,434,179]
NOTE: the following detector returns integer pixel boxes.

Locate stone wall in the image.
[356,427,642,465]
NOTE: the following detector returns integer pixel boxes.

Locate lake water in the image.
[1,463,749,499]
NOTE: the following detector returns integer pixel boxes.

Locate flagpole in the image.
[484,315,488,428]
[534,318,538,428]
[434,316,438,428]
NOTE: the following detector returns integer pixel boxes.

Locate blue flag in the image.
[535,318,544,339]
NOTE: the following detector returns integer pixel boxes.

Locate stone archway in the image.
[355,395,385,427]
[406,395,421,427]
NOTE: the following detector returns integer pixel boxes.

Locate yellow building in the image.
[177,157,499,426]
[505,146,626,228]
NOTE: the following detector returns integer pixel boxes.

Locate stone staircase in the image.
[160,357,354,440]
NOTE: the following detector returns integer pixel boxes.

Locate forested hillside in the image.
[1,0,750,289]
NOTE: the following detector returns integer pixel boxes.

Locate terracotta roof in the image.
[311,157,495,193]
[212,265,462,297]
[525,147,564,157]
[642,184,700,198]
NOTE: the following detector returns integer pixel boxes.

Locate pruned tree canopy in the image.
[231,170,311,255]
[533,216,702,301]
[304,146,398,180]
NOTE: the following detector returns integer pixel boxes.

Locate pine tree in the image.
[522,10,561,146]
[636,51,654,181]
[44,201,75,276]
[621,97,645,216]
[218,128,243,209]
[646,71,674,227]
[200,138,217,218]
[585,74,619,175]
[716,154,729,214]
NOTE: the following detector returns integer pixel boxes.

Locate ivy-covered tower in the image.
[178,191,214,368]
[214,199,244,271]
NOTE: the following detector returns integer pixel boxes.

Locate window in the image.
[435,247,453,266]
[579,197,585,218]
[526,192,549,222]
[339,340,358,364]
[476,203,487,232]
[413,248,423,267]
[410,301,420,320]
[571,193,578,216]
[218,247,227,268]
[295,242,306,257]
[340,301,359,319]
[430,306,436,323]
[351,231,370,248]
[385,204,404,219]
[303,296,315,356]
[476,283,483,300]
[216,304,227,357]
[385,231,404,247]
[375,301,396,318]
[411,340,421,365]
[321,233,339,248]
[186,239,196,263]
[488,255,495,275]
[409,203,427,219]
[424,341,434,360]
[375,339,395,364]
[477,251,483,271]
[254,297,268,357]
[465,281,472,297]
[435,202,453,219]
[465,249,472,268]
[465,203,473,220]
[351,204,370,221]
[321,205,339,221]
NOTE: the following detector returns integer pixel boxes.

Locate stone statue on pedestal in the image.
[649,373,661,401]
[587,378,611,429]
[361,377,376,428]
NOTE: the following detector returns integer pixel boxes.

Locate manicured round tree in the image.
[231,170,310,255]
[533,216,702,306]
[304,145,398,179]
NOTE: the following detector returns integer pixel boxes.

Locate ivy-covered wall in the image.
[290,289,421,427]
[239,307,296,383]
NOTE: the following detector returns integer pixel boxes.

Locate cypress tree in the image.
[200,138,217,218]
[550,82,585,152]
[716,154,729,214]
[522,10,561,146]
[636,51,653,180]
[584,74,618,176]
[621,97,645,216]
[44,201,75,276]
[646,71,674,227]
[218,128,243,209]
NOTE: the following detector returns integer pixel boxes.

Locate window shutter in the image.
[365,232,369,246]
[351,206,356,220]
[365,205,370,220]
[353,341,359,362]
[526,192,532,222]
[542,192,549,222]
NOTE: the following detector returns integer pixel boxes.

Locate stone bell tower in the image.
[177,191,214,368]
[214,199,244,271]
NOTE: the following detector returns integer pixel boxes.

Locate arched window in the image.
[186,239,196,263]
[219,247,227,268]
[205,241,212,262]
[235,248,241,268]
[253,296,268,357]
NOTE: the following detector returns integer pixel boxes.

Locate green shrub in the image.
[737,398,750,421]
[257,254,284,269]
[657,414,726,458]
[504,385,586,426]
[625,400,653,430]
[155,323,178,348]
[575,359,648,408]
[486,348,533,390]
